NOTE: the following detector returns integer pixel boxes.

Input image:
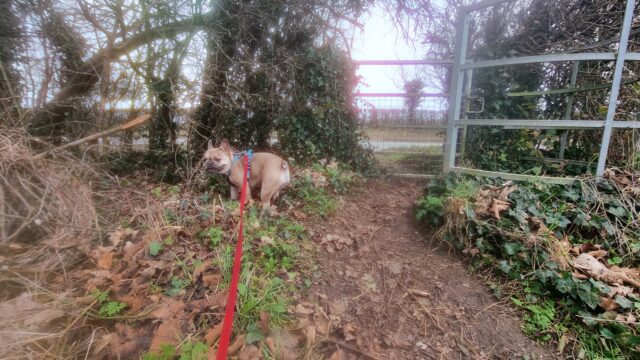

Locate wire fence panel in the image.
[355,94,448,176]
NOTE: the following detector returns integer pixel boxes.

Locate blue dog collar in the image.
[226,150,253,179]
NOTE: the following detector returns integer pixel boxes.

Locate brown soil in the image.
[302,178,558,360]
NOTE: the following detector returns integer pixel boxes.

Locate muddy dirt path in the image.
[302,179,556,360]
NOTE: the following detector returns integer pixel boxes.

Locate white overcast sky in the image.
[351,6,425,94]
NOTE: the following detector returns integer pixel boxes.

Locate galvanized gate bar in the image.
[443,11,470,172]
[596,0,636,176]
[460,53,616,70]
[444,0,639,179]
[559,61,580,160]
[455,119,605,128]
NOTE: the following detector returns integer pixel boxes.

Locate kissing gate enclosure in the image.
[356,0,640,182]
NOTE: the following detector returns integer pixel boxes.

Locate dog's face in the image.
[203,139,232,174]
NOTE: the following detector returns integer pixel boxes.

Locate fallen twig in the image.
[322,338,381,360]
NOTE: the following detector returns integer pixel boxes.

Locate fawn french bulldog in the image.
[203,139,290,212]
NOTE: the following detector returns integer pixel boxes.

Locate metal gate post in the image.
[443,10,470,173]
[559,61,580,160]
[596,0,636,177]
[459,68,474,160]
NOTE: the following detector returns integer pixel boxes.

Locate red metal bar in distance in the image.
[354,92,449,98]
[353,59,453,65]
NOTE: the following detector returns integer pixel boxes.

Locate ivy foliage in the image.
[418,174,640,358]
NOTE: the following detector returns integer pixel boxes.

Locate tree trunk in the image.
[29,11,216,138]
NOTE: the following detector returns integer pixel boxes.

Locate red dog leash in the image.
[216,155,249,360]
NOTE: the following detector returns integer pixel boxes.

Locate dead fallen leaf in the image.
[205,323,223,346]
[342,322,357,341]
[608,285,634,298]
[265,330,301,360]
[237,344,261,360]
[148,319,182,353]
[573,253,640,288]
[202,274,222,288]
[260,236,274,245]
[328,349,346,360]
[408,289,431,298]
[498,184,517,202]
[361,273,377,291]
[490,199,510,219]
[116,294,143,312]
[303,325,316,348]
[259,312,270,335]
[600,297,619,311]
[292,210,307,220]
[295,303,315,316]
[92,332,116,356]
[587,250,607,259]
[194,261,212,278]
[97,250,114,269]
[228,334,246,355]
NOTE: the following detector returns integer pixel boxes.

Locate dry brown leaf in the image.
[550,237,571,270]
[228,334,246,355]
[600,297,619,311]
[205,322,223,346]
[97,250,114,269]
[109,227,137,246]
[490,199,510,219]
[608,285,634,298]
[295,303,315,316]
[497,185,517,202]
[587,250,607,259]
[260,236,274,245]
[292,210,308,220]
[237,344,262,360]
[194,261,212,278]
[408,289,431,298]
[328,349,346,360]
[202,274,222,288]
[303,325,316,348]
[573,253,640,288]
[116,294,143,312]
[259,311,270,335]
[342,322,357,341]
[265,330,301,360]
[92,332,116,356]
[148,319,182,354]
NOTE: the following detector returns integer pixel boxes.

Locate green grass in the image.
[364,127,444,142]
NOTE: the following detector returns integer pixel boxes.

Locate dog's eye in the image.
[214,157,222,161]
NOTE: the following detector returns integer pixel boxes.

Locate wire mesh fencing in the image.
[355,94,448,175]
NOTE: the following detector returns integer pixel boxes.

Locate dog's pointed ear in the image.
[220,139,230,151]
[207,140,213,150]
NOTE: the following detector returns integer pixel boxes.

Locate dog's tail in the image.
[281,160,290,183]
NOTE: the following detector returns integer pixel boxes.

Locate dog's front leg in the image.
[231,184,252,205]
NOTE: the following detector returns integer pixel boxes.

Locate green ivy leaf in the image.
[502,242,522,256]
[576,281,599,309]
[600,327,615,339]
[149,242,163,256]
[607,256,622,266]
[245,324,265,344]
[534,269,557,284]
[588,279,611,294]
[554,276,575,294]
[615,295,633,309]
[606,206,627,218]
[498,260,512,274]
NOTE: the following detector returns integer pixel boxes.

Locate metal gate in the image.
[357,0,640,181]
[353,60,452,176]
[443,0,640,183]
